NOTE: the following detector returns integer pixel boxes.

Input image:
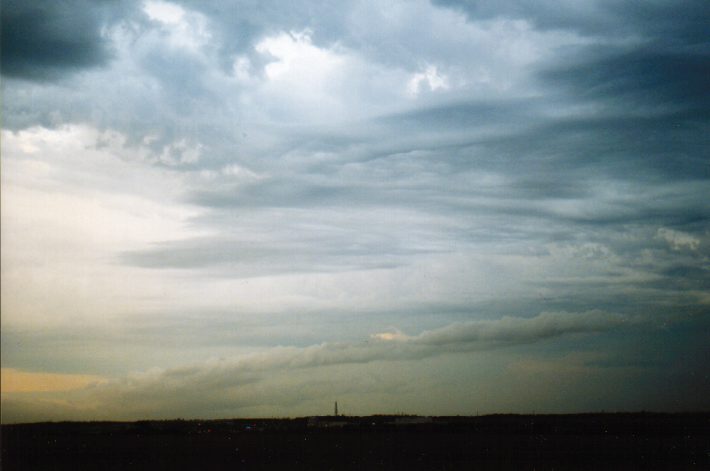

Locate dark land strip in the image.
[2,412,709,470]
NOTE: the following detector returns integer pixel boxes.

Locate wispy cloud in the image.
[1,311,639,421]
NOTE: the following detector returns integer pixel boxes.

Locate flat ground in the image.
[2,413,708,470]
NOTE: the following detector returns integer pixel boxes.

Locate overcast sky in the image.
[1,0,709,423]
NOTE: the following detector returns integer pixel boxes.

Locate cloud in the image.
[541,46,710,119]
[146,310,632,374]
[433,0,710,40]
[1,310,634,421]
[657,228,701,251]
[0,0,137,81]
[1,0,708,423]
[371,329,409,341]
[413,311,630,346]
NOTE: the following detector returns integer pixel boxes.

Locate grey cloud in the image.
[2,0,708,422]
[541,46,710,116]
[1,310,634,421]
[375,99,541,135]
[125,136,708,289]
[171,0,473,72]
[404,118,704,204]
[0,0,136,81]
[433,0,617,34]
[96,310,638,375]
[414,311,629,346]
[120,205,453,275]
[120,236,407,274]
[424,0,709,190]
[182,93,706,219]
[652,265,709,292]
[7,311,709,422]
[175,0,345,55]
[0,302,539,376]
[433,0,710,40]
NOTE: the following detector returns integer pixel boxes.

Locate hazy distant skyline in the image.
[1,0,709,422]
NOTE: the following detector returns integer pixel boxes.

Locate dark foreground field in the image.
[2,413,709,470]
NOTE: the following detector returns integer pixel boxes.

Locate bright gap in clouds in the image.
[144,1,186,25]
[0,126,205,328]
[143,0,210,53]
[256,30,344,82]
[407,65,450,96]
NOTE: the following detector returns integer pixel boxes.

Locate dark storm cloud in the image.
[543,47,710,117]
[0,0,136,80]
[433,0,710,39]
[472,116,709,192]
[431,0,710,176]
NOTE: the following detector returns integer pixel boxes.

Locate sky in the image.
[1,0,708,423]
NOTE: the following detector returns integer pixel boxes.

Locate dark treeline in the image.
[2,413,709,470]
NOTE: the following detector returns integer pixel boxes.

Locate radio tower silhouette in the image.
[334,401,338,416]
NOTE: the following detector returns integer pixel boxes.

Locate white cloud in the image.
[256,29,343,82]
[144,0,185,25]
[657,227,700,251]
[407,65,450,96]
[249,29,405,123]
[371,329,410,341]
[143,0,210,52]
[220,163,263,180]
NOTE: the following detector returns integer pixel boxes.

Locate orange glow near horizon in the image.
[1,368,107,393]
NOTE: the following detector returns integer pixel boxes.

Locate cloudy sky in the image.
[1,0,708,423]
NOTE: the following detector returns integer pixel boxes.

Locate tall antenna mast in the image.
[334,401,338,416]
